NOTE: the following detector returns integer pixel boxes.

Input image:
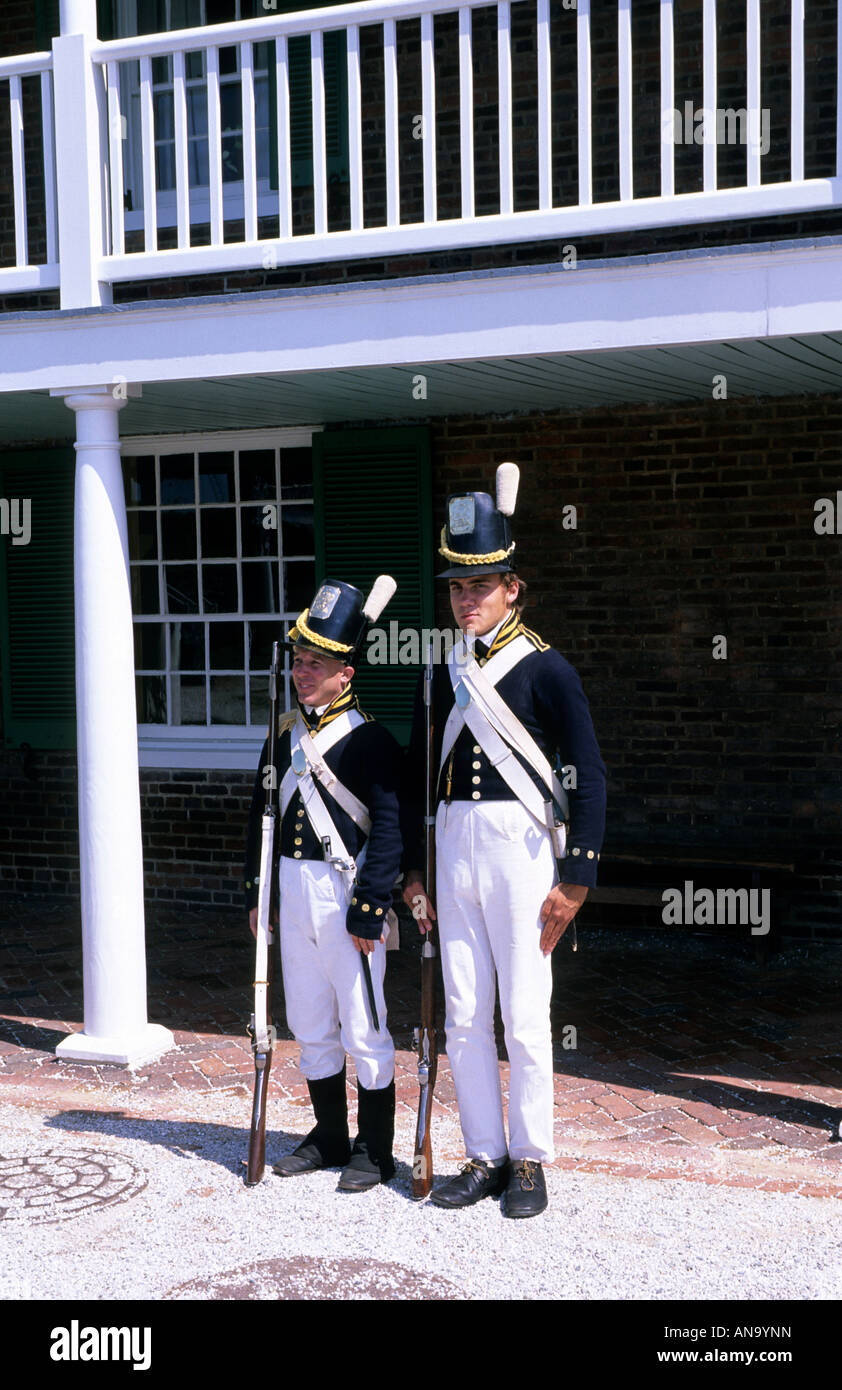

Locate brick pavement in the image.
[1,895,841,1199]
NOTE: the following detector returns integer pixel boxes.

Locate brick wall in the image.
[1,391,840,938]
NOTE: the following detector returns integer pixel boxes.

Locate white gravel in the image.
[1,1090,840,1302]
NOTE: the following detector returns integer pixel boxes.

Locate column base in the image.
[55,1023,175,1067]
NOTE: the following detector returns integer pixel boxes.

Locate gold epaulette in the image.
[519,624,550,653]
[276,709,298,737]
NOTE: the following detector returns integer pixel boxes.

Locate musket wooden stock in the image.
[245,641,281,1187]
[411,658,439,1199]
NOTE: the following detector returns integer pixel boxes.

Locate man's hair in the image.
[504,571,528,614]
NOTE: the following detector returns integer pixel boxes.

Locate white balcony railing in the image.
[1,0,841,310]
[0,49,59,292]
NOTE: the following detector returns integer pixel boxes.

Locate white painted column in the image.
[52,386,173,1066]
[53,0,112,309]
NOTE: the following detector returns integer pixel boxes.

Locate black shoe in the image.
[272,1127,352,1178]
[337,1080,396,1192]
[273,1067,351,1177]
[429,1158,509,1209]
[503,1160,548,1218]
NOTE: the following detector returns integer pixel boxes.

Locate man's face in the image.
[291,649,354,709]
[448,574,518,638]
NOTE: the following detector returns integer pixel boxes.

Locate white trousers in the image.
[278,857,395,1091]
[435,800,556,1163]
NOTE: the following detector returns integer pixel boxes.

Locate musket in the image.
[245,640,281,1186]
[411,651,439,1199]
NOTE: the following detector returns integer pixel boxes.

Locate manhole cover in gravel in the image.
[168,1256,465,1300]
[0,1148,146,1224]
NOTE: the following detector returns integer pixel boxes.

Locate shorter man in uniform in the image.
[402,465,606,1217]
[245,576,402,1191]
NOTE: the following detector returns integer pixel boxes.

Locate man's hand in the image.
[248,906,277,940]
[402,873,436,935]
[351,934,382,956]
[539,883,588,956]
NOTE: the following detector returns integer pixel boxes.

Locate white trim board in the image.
[3,238,842,395]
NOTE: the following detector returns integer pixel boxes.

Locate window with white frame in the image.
[111,0,348,230]
[123,431,316,754]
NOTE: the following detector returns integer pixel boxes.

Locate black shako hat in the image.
[437,462,520,578]
[286,575,397,659]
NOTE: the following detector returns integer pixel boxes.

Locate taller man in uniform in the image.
[402,465,606,1218]
[245,576,402,1192]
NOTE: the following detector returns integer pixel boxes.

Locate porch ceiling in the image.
[2,332,842,444]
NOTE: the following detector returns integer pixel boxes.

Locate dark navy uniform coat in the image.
[402,616,607,887]
[245,691,403,939]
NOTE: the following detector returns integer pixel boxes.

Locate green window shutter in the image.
[313,426,433,748]
[0,450,76,751]
[267,6,350,191]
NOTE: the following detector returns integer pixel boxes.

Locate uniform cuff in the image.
[346,891,390,940]
[562,848,600,888]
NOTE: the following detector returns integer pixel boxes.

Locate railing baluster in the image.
[660,0,674,199]
[746,0,761,186]
[347,24,363,231]
[791,0,804,182]
[459,7,475,219]
[241,41,258,241]
[311,31,327,235]
[206,47,224,246]
[577,0,592,206]
[139,55,158,253]
[9,77,28,267]
[618,0,632,201]
[173,49,190,248]
[40,68,58,266]
[536,0,551,212]
[497,2,512,216]
[421,12,437,223]
[702,0,717,192]
[383,19,400,227]
[274,35,291,239]
[106,63,125,257]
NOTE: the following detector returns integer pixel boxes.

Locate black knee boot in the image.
[337,1079,396,1192]
[273,1065,352,1177]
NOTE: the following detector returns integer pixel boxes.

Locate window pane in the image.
[171,621,205,671]
[199,452,235,502]
[132,565,161,613]
[127,511,158,561]
[249,676,269,728]
[211,675,246,725]
[136,674,166,723]
[241,505,278,558]
[173,675,206,724]
[166,564,199,613]
[282,505,314,558]
[201,508,236,558]
[240,449,276,501]
[124,456,156,505]
[160,454,195,505]
[161,509,197,560]
[154,91,174,143]
[202,563,238,613]
[209,621,244,669]
[134,623,165,669]
[284,559,315,613]
[242,560,279,613]
[248,620,283,672]
[280,447,311,500]
[187,85,208,140]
